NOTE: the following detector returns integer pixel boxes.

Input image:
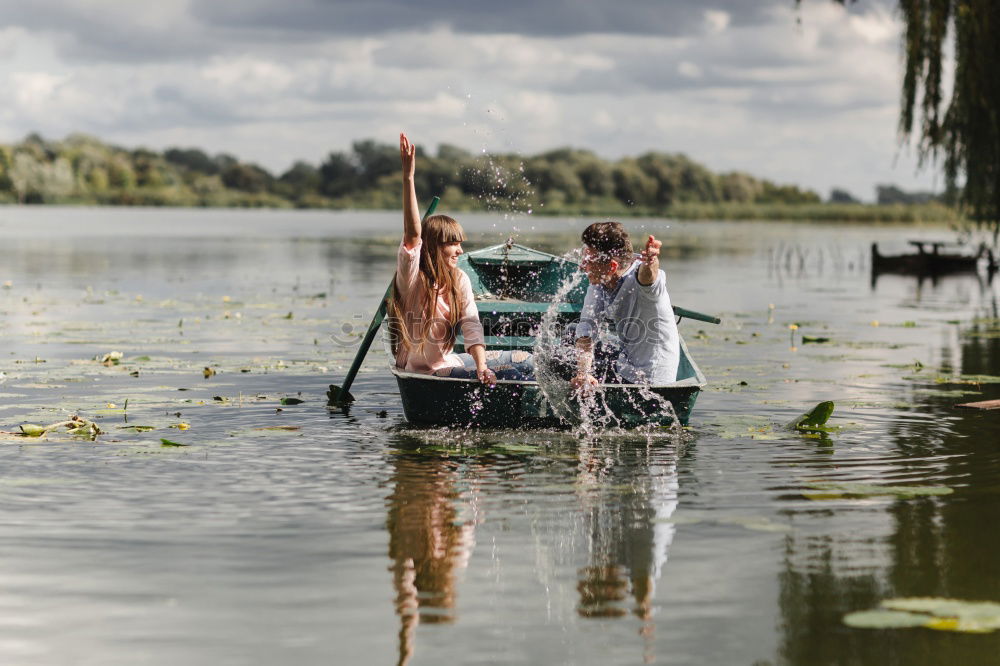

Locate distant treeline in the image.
[0,133,958,222]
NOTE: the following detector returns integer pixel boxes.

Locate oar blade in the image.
[327,384,356,408]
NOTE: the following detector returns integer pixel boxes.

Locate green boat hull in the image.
[392,370,702,429]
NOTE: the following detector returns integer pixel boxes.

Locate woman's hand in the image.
[400,133,420,247]
[400,133,415,179]
[477,366,497,386]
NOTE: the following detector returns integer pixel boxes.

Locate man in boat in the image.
[571,222,679,389]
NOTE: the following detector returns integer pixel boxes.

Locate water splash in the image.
[532,252,690,438]
[533,249,585,424]
[532,254,624,434]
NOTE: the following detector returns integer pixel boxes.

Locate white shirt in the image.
[575,260,679,384]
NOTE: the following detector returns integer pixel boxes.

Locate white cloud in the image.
[704,10,731,34]
[849,7,898,45]
[11,72,68,108]
[678,61,702,79]
[0,1,939,200]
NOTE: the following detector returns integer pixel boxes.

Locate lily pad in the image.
[160,438,188,447]
[845,598,1000,633]
[843,609,933,629]
[922,374,1000,385]
[803,482,953,500]
[657,513,792,533]
[787,401,835,430]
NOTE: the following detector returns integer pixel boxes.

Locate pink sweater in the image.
[393,241,485,374]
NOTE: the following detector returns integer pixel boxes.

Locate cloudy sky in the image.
[0,0,942,200]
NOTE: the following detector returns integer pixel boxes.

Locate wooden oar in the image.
[673,306,721,325]
[327,197,439,407]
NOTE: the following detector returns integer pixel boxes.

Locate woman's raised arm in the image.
[400,133,421,250]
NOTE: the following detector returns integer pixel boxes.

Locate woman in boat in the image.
[389,133,534,383]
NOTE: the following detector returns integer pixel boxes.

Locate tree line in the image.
[0,132,949,220]
[0,132,828,212]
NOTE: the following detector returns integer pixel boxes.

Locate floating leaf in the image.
[160,438,188,447]
[845,598,1000,633]
[803,482,953,500]
[925,374,1000,385]
[20,416,102,439]
[280,397,304,405]
[843,609,931,629]
[656,512,792,533]
[253,426,301,431]
[97,351,124,366]
[120,425,155,432]
[787,401,835,430]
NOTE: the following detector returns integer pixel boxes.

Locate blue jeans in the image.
[434,350,535,381]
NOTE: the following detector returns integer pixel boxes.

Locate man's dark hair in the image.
[582,221,633,261]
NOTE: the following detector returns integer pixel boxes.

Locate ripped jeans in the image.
[434,350,535,381]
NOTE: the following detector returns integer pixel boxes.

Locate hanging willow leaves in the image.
[801,0,1000,239]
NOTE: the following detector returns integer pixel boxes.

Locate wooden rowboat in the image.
[390,242,714,428]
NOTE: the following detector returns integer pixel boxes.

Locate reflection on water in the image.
[3,208,1000,664]
[778,301,1000,664]
[386,440,479,666]
[574,441,678,664]
[382,433,682,666]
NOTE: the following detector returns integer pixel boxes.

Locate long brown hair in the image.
[389,215,468,356]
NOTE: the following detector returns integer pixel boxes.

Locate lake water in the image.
[1,206,999,665]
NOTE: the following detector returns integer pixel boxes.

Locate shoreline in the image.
[0,199,961,225]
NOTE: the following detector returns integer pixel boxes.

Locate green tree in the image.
[221,163,274,193]
[0,145,12,192]
[525,158,585,203]
[319,152,357,197]
[612,159,658,207]
[720,172,761,203]
[576,158,615,197]
[8,151,44,202]
[829,187,860,204]
[165,148,219,174]
[278,161,321,196]
[437,144,472,161]
[107,156,136,189]
[352,140,397,188]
